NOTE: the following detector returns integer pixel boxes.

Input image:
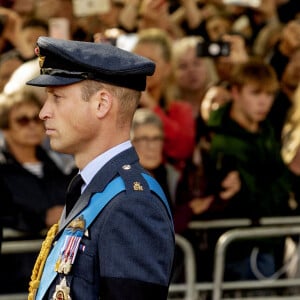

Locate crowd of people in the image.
[0,0,300,297]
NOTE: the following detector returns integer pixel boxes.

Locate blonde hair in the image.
[170,36,219,100]
[135,27,173,63]
[282,84,300,164]
[134,28,174,106]
[172,36,219,85]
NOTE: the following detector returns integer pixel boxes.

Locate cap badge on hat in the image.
[35,46,45,68]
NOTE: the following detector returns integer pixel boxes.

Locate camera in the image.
[196,41,230,58]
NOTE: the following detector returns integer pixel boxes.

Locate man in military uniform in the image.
[26,36,174,300]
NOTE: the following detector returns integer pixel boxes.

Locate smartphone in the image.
[222,0,261,8]
[197,41,230,58]
[48,18,70,40]
[72,0,111,17]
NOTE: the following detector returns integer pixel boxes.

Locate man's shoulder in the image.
[104,163,172,220]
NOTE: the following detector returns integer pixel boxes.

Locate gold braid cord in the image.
[28,223,59,300]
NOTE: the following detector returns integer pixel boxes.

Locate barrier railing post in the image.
[212,225,300,300]
[174,234,197,300]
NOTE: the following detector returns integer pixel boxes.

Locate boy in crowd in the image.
[207,59,292,291]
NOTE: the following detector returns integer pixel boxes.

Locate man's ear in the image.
[95,89,113,118]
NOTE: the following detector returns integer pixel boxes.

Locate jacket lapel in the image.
[57,147,139,234]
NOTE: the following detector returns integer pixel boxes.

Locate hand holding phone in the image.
[221,34,249,63]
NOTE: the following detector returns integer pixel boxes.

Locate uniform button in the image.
[122,164,131,170]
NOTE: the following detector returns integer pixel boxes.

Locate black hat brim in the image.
[26,74,84,87]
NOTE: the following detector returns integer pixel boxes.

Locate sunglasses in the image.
[14,114,43,126]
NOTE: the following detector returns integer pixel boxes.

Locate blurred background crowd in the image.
[0,0,300,298]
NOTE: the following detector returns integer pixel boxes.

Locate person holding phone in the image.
[133,28,196,173]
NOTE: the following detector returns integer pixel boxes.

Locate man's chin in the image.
[49,142,68,154]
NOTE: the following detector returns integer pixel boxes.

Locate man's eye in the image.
[53,94,62,100]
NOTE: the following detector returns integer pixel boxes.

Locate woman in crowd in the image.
[133,27,195,172]
[171,35,219,141]
[0,89,77,293]
[131,107,181,210]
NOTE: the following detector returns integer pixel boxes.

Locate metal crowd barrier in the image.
[168,234,197,300]
[0,230,196,300]
[2,239,43,254]
[212,225,300,300]
[2,217,300,300]
[0,229,43,300]
[188,216,300,299]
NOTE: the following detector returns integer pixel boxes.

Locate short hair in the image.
[135,28,172,63]
[230,59,279,93]
[131,108,163,140]
[0,90,42,129]
[80,80,141,127]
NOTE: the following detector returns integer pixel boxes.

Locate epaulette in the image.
[118,163,151,195]
[117,163,172,219]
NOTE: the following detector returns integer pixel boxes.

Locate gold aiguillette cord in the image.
[28,223,59,300]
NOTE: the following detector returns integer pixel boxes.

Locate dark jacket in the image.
[207,102,292,219]
[0,142,77,294]
[45,147,175,300]
[206,103,292,258]
[0,143,76,234]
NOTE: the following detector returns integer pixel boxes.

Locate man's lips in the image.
[45,127,56,135]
